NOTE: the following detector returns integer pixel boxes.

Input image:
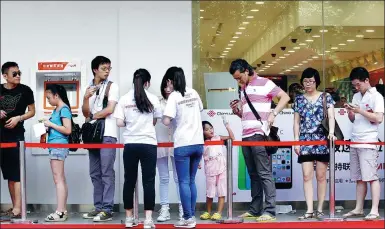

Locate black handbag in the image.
[243,90,280,155]
[321,92,344,140]
[81,81,112,144]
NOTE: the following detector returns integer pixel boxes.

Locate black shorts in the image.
[0,140,22,182]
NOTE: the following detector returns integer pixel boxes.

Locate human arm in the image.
[162,93,176,126]
[5,86,36,128]
[114,97,126,127]
[92,83,119,120]
[293,112,300,156]
[267,90,290,127]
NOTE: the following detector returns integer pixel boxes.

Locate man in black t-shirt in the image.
[0,62,35,221]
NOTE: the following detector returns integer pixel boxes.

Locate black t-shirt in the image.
[0,84,34,141]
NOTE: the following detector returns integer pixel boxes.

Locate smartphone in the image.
[272,147,293,189]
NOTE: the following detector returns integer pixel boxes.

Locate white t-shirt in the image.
[114,89,162,145]
[163,87,204,148]
[351,87,384,149]
[87,80,119,139]
[155,98,175,158]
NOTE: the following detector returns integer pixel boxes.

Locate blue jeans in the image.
[174,144,203,220]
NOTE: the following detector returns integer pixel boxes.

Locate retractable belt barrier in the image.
[0,139,383,224]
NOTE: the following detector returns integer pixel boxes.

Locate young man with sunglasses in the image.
[0,62,35,221]
[81,56,119,222]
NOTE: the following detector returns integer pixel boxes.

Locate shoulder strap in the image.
[243,90,263,125]
[323,92,328,119]
[104,81,113,98]
[59,106,74,126]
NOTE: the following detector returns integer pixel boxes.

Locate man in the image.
[343,67,383,221]
[81,56,119,222]
[0,62,35,221]
[229,59,289,222]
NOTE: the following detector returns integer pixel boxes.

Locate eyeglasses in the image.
[12,71,22,77]
[303,80,315,85]
[100,67,112,72]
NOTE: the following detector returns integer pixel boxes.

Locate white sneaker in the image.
[125,216,138,228]
[157,205,171,222]
[174,218,196,228]
[144,218,156,228]
[178,204,184,220]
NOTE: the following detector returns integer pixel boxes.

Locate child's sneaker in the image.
[200,212,211,220]
[211,212,222,220]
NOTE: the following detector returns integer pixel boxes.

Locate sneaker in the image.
[174,218,196,228]
[125,216,139,228]
[157,205,171,222]
[178,204,184,220]
[144,218,156,228]
[93,211,113,222]
[83,210,101,219]
[45,211,68,222]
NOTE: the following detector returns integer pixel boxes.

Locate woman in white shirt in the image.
[162,67,204,228]
[155,74,183,222]
[114,69,161,229]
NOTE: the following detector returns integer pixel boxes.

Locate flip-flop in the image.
[364,213,380,221]
[256,214,276,222]
[238,212,259,219]
[343,211,365,218]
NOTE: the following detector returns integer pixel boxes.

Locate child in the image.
[43,84,72,222]
[200,117,235,221]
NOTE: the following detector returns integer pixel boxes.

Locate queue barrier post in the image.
[10,141,33,224]
[218,139,243,224]
[322,138,344,221]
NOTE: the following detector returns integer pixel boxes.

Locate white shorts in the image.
[206,172,227,198]
[350,148,379,182]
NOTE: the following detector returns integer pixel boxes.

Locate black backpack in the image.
[60,107,81,152]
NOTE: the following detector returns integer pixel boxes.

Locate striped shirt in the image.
[240,74,282,138]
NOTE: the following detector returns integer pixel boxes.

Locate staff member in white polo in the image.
[343,67,384,221]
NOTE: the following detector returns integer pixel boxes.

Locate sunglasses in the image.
[12,71,22,77]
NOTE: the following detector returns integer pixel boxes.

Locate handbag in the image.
[321,92,344,140]
[59,107,82,152]
[243,90,280,155]
[81,81,112,144]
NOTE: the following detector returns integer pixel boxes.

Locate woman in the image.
[162,67,204,228]
[114,69,161,228]
[43,84,72,222]
[293,68,336,220]
[155,72,183,222]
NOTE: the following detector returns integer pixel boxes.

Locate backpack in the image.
[60,107,81,152]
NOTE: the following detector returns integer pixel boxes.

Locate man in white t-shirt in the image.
[343,67,384,221]
[81,56,119,222]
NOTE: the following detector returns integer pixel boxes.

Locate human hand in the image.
[328,133,336,140]
[43,119,53,128]
[294,145,300,156]
[267,113,275,128]
[0,110,7,119]
[198,163,202,169]
[221,116,229,127]
[344,103,359,113]
[84,86,97,99]
[4,116,20,129]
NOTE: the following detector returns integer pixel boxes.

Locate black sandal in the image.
[298,212,314,220]
[315,211,325,219]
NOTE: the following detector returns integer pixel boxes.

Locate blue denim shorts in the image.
[49,148,69,161]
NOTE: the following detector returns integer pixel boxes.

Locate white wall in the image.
[1,1,192,205]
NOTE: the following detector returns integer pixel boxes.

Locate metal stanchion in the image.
[322,138,344,221]
[11,141,33,224]
[218,139,243,224]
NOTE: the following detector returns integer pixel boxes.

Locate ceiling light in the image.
[365,29,375,32]
[239,27,246,30]
[223,51,229,53]
[331,47,338,50]
[275,59,281,61]
[226,47,232,50]
[320,29,328,33]
[279,56,286,59]
[307,58,313,61]
[246,16,254,19]
[302,61,308,63]
[285,70,291,72]
[230,40,236,43]
[318,53,324,56]
[356,34,364,38]
[220,56,224,58]
[288,50,295,53]
[298,63,304,66]
[242,22,250,24]
[268,64,274,66]
[279,72,284,75]
[289,68,294,70]
[232,36,239,39]
[250,9,259,12]
[272,61,277,64]
[255,1,264,4]
[284,54,290,56]
[325,50,331,53]
[306,39,314,42]
[299,43,307,46]
[200,9,204,12]
[347,39,355,42]
[293,66,298,68]
[259,69,265,72]
[212,26,216,29]
[312,35,321,38]
[312,56,319,59]
[265,66,271,68]
[339,43,346,46]
[200,17,204,19]
[228,44,234,46]
[235,32,242,35]
[293,46,301,49]
[222,53,227,55]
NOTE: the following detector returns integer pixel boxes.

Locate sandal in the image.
[200,212,211,220]
[211,213,222,221]
[298,212,314,220]
[343,210,365,218]
[238,212,259,219]
[315,211,325,219]
[256,214,276,222]
[364,213,380,221]
[45,211,68,222]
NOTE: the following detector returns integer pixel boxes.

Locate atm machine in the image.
[30,60,88,155]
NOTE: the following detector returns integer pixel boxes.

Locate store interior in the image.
[197,1,384,108]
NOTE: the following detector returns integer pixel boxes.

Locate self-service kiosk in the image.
[31,60,88,155]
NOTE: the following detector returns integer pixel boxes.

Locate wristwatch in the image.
[272,110,278,116]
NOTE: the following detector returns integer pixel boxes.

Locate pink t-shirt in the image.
[203,136,226,176]
[240,74,282,138]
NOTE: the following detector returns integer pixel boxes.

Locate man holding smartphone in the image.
[228,59,289,222]
[343,67,383,221]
